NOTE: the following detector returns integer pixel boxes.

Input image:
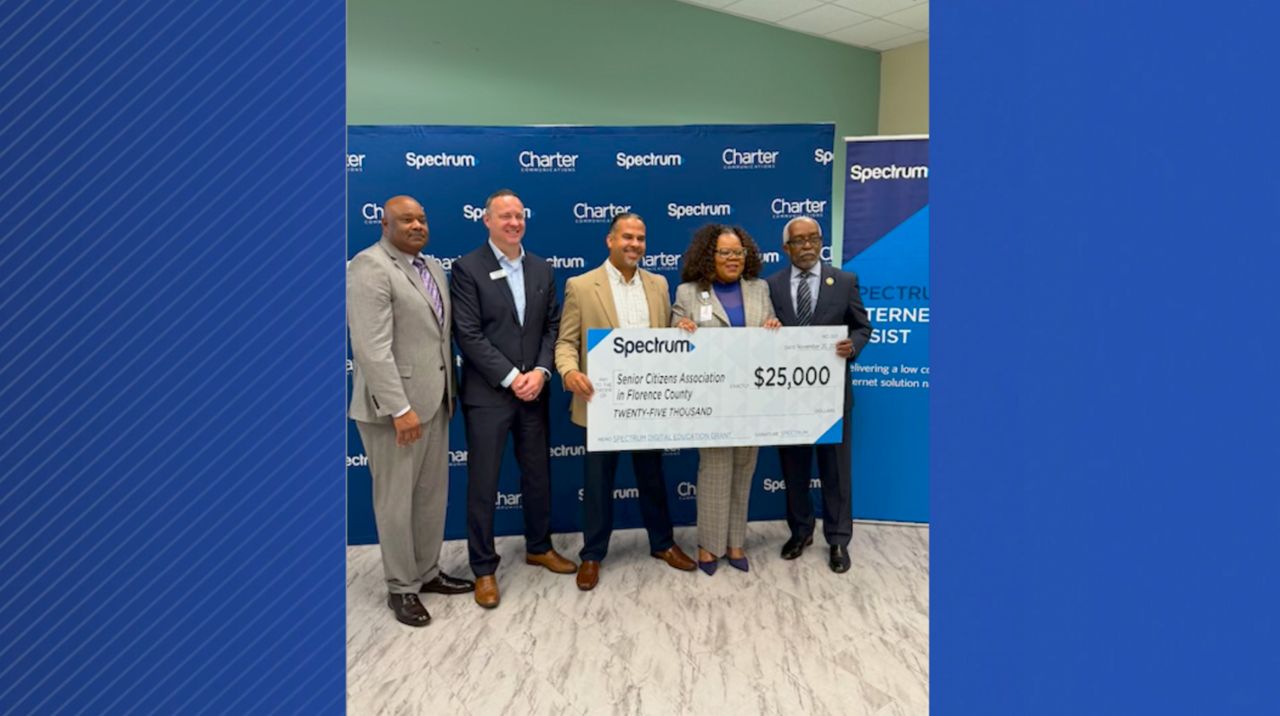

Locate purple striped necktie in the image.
[412,257,444,325]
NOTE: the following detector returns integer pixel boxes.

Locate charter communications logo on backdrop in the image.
[573,202,632,224]
[771,197,828,219]
[346,154,365,172]
[849,163,929,182]
[668,202,731,220]
[616,152,683,170]
[425,253,462,272]
[361,202,383,225]
[519,150,578,172]
[496,491,522,509]
[722,147,780,169]
[640,252,681,270]
[404,151,477,169]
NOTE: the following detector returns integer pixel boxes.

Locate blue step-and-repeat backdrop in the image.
[346,123,923,544]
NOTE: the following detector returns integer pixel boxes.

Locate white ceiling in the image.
[675,0,928,51]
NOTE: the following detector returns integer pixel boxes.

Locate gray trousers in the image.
[356,404,449,594]
[695,446,759,556]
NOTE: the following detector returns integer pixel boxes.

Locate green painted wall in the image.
[348,0,880,258]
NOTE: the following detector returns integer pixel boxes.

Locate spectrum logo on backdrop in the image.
[404,151,477,169]
[849,163,929,182]
[616,152,683,170]
[463,204,534,222]
[668,202,732,220]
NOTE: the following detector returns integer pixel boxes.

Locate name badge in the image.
[489,268,508,281]
[699,305,713,322]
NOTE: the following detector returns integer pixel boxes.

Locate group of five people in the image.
[347,190,872,626]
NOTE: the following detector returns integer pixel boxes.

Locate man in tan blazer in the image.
[555,212,697,590]
[348,195,473,627]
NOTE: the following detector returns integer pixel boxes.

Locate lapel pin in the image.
[825,277,835,286]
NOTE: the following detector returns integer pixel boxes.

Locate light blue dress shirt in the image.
[489,240,526,326]
[489,240,548,389]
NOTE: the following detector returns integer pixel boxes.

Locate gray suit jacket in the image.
[348,237,455,424]
[671,277,775,329]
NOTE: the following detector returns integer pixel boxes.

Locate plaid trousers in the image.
[695,445,759,555]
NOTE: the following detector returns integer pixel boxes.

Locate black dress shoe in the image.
[829,545,851,573]
[420,572,475,595]
[780,535,813,560]
[387,592,431,626]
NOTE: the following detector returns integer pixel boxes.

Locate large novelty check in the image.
[585,326,847,451]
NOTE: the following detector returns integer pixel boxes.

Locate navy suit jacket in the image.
[765,263,873,410]
[450,244,561,407]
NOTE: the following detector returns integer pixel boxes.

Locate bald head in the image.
[382,195,428,255]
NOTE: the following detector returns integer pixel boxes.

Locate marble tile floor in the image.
[347,520,928,716]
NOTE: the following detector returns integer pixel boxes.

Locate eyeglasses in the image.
[786,234,822,249]
[714,249,746,258]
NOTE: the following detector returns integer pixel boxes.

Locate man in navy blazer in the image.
[450,188,576,609]
[765,216,873,573]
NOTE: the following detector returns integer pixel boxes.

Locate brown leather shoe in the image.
[651,545,697,572]
[525,549,577,574]
[576,560,600,591]
[474,575,499,609]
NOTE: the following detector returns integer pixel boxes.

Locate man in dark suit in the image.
[450,188,575,609]
[765,216,873,573]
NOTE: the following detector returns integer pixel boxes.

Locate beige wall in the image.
[878,41,929,134]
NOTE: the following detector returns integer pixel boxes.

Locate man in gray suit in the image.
[348,195,474,627]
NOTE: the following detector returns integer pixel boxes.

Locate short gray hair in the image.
[781,216,822,245]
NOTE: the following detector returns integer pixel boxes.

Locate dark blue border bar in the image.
[0,1,346,712]
[934,3,1280,713]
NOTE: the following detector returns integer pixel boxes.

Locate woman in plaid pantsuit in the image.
[672,224,781,575]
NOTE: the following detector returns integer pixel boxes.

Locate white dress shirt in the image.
[603,260,650,329]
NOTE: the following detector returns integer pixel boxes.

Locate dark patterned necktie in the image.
[796,270,813,326]
[412,257,444,325]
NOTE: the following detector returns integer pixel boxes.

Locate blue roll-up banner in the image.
[347,124,836,543]
[843,136,929,522]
